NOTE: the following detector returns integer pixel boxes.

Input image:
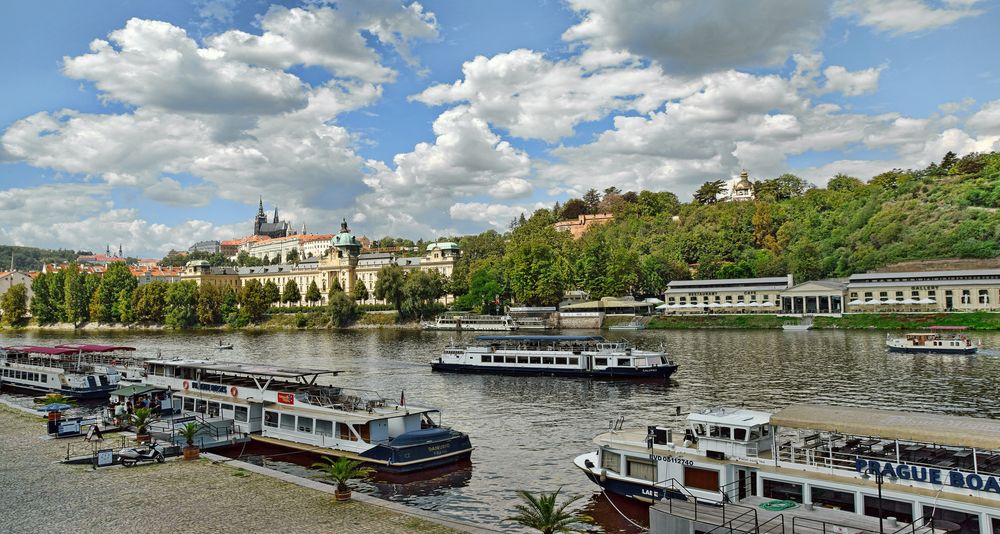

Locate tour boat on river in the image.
[54,344,151,384]
[574,404,1000,534]
[432,335,678,378]
[422,314,518,331]
[141,359,472,473]
[886,326,979,354]
[0,346,122,399]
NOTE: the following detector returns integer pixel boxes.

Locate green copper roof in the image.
[426,242,460,251]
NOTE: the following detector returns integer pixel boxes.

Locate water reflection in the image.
[4,328,1000,530]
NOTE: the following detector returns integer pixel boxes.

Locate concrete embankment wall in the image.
[557,312,604,329]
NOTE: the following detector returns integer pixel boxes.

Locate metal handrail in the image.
[757,514,785,534]
[791,515,879,534]
[890,515,938,534]
[776,443,997,476]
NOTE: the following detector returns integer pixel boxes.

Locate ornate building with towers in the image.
[253,198,292,238]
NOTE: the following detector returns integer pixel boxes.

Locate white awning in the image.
[901,298,916,304]
[655,304,669,310]
[848,299,863,305]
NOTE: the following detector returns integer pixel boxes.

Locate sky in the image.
[1,0,999,258]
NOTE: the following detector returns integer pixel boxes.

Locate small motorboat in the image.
[214,341,234,350]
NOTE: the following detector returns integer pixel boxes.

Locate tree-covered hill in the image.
[448,151,1000,308]
[0,245,84,272]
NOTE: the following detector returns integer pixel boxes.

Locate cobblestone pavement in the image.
[0,406,465,534]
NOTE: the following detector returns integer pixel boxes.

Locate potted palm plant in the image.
[507,488,592,534]
[311,455,374,501]
[131,407,154,443]
[177,422,202,460]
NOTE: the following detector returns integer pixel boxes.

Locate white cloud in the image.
[563,0,827,74]
[64,18,308,115]
[967,100,1000,135]
[414,48,700,142]
[207,2,437,83]
[449,202,543,230]
[833,0,985,34]
[822,64,884,96]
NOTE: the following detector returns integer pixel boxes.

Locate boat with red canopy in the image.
[0,345,122,399]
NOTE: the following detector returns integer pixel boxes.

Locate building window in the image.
[863,496,913,523]
[962,290,971,304]
[850,292,858,298]
[979,290,989,304]
[811,487,855,512]
[879,291,888,301]
[763,479,803,503]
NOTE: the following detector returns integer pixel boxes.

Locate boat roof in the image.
[55,344,136,352]
[147,359,340,378]
[687,407,772,427]
[475,335,604,342]
[771,404,1000,450]
[4,345,81,356]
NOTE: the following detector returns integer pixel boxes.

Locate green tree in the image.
[351,277,369,302]
[507,488,592,534]
[454,262,505,313]
[285,248,299,264]
[559,198,587,220]
[373,265,406,311]
[696,254,724,280]
[221,286,239,322]
[196,283,223,325]
[239,279,269,323]
[1,283,28,325]
[328,289,357,327]
[281,280,301,304]
[827,173,864,192]
[263,280,281,305]
[30,273,60,324]
[117,289,134,323]
[581,188,601,213]
[63,264,90,326]
[939,151,958,173]
[305,280,322,305]
[164,281,198,328]
[504,226,569,306]
[635,190,680,216]
[132,282,168,323]
[693,180,725,204]
[400,270,446,319]
[93,262,137,323]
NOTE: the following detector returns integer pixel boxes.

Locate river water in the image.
[4,328,1000,532]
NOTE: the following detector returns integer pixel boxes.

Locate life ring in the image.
[230,386,238,397]
[182,380,189,390]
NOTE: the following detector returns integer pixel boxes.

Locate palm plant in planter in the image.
[130,407,154,443]
[311,455,375,501]
[177,422,202,460]
[507,488,592,534]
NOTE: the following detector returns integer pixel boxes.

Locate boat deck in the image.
[652,495,940,533]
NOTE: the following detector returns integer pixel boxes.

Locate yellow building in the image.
[845,268,1000,313]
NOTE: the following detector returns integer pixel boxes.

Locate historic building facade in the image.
[553,213,614,239]
[727,169,755,202]
[253,198,292,238]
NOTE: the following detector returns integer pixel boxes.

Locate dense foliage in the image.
[0,245,85,272]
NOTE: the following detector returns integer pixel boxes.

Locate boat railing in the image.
[890,516,941,534]
[792,515,880,534]
[655,477,759,529]
[776,442,1000,477]
[756,513,785,534]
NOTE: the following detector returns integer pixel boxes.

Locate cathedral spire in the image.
[257,197,265,218]
[272,206,279,223]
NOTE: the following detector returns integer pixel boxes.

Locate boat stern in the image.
[361,427,473,473]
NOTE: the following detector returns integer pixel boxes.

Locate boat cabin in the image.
[685,407,773,460]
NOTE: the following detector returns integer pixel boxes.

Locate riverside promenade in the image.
[0,405,476,534]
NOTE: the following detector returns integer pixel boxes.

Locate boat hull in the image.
[575,454,684,503]
[0,380,115,400]
[361,429,473,473]
[431,362,677,379]
[887,346,977,355]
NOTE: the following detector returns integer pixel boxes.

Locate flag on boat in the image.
[400,390,405,406]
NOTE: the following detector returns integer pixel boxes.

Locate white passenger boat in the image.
[575,404,1000,534]
[141,359,472,473]
[887,326,979,354]
[422,314,518,331]
[609,318,646,331]
[0,346,121,399]
[432,335,678,378]
[54,344,150,384]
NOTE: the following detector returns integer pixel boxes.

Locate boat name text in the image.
[191,382,228,394]
[856,459,1000,494]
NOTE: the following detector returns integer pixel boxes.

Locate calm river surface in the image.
[5,328,1000,531]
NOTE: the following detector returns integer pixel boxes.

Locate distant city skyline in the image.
[1,0,998,257]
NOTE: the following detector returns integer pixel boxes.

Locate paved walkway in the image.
[0,405,473,534]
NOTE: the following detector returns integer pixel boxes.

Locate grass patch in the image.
[647,315,788,329]
[814,312,1000,330]
[261,311,330,329]
[356,311,399,326]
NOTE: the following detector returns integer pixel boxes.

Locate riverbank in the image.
[0,404,469,534]
[647,312,1000,330]
[0,312,424,332]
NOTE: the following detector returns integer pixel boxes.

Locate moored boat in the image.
[0,346,121,399]
[422,314,518,331]
[140,359,472,473]
[54,344,150,384]
[887,326,979,354]
[575,404,1000,533]
[431,335,677,378]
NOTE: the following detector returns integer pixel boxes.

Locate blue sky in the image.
[1,0,998,257]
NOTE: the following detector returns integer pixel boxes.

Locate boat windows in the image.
[316,420,333,437]
[733,428,747,441]
[184,397,195,411]
[41,375,47,383]
[595,358,608,367]
[762,479,803,503]
[298,416,314,433]
[863,496,913,523]
[810,486,855,512]
[208,402,220,418]
[530,357,541,364]
[481,355,492,363]
[600,451,620,473]
[221,403,233,413]
[542,357,554,365]
[555,357,567,365]
[922,506,978,534]
[683,466,719,492]
[505,356,517,364]
[626,459,656,482]
[264,411,278,428]
[279,413,295,431]
[234,406,248,422]
[617,359,630,367]
[517,356,529,364]
[568,358,578,365]
[195,399,207,414]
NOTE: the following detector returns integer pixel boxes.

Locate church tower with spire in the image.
[253,197,291,238]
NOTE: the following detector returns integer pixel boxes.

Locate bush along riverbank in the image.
[647,315,789,329]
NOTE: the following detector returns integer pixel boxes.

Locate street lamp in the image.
[861,467,885,534]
